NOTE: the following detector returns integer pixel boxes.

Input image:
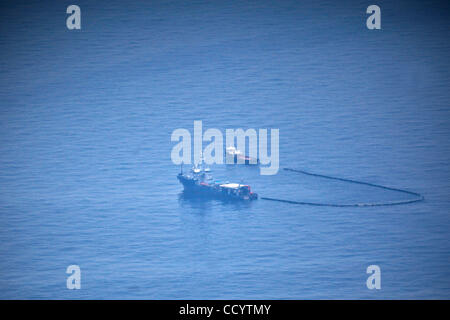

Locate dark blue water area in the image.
[0,0,449,299]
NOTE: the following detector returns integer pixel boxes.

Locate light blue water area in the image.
[0,0,449,299]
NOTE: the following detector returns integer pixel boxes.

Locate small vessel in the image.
[177,162,258,201]
[226,146,259,165]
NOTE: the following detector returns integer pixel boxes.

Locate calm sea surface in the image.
[0,0,449,299]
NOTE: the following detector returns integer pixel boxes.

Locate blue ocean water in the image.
[0,0,449,299]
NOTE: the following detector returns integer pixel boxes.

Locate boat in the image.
[226,146,259,165]
[177,163,258,201]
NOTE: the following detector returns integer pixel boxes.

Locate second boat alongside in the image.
[226,146,259,165]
